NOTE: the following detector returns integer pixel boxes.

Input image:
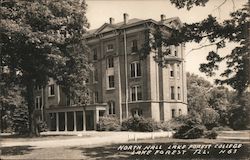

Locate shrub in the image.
[212,126,233,131]
[174,124,206,139]
[37,120,48,132]
[97,115,121,131]
[204,130,218,139]
[159,121,173,131]
[201,108,220,130]
[121,115,159,132]
[173,116,206,139]
[11,105,29,135]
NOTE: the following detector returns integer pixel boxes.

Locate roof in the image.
[85,17,182,38]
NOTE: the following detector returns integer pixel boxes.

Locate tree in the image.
[1,0,90,135]
[186,72,212,115]
[228,92,250,130]
[141,0,249,96]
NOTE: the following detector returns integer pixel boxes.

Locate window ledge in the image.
[130,76,142,79]
[106,88,115,91]
[48,95,55,98]
[106,49,114,52]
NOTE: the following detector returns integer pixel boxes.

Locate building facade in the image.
[35,14,188,131]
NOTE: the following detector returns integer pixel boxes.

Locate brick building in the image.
[35,14,188,131]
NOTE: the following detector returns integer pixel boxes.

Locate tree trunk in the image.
[26,80,39,136]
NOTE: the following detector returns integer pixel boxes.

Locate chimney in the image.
[109,17,115,25]
[160,14,166,22]
[123,13,129,24]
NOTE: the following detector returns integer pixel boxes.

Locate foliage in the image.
[159,121,175,131]
[1,0,90,135]
[201,107,220,130]
[11,103,29,135]
[97,115,121,131]
[212,126,233,131]
[141,1,249,95]
[228,93,250,130]
[186,73,211,115]
[204,130,218,139]
[121,116,160,132]
[37,120,48,132]
[173,115,207,139]
[170,0,209,10]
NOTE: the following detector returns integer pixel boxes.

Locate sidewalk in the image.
[1,131,173,148]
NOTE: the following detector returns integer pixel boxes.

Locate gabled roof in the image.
[85,17,182,37]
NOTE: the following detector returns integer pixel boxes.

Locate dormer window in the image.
[107,44,114,52]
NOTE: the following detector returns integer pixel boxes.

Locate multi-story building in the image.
[35,14,188,131]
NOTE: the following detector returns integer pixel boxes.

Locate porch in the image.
[46,104,107,131]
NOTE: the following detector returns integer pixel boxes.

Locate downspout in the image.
[123,29,129,118]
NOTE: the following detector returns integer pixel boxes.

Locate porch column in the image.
[73,111,77,131]
[83,110,86,131]
[65,112,67,131]
[94,109,99,130]
[56,112,59,132]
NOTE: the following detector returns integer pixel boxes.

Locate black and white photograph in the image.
[0,0,249,159]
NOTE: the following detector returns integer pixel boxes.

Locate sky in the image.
[85,0,247,85]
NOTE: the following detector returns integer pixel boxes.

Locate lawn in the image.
[1,138,249,160]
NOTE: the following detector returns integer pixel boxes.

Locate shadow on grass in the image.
[70,142,250,160]
[1,145,34,156]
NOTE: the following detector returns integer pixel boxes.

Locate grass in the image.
[1,138,249,160]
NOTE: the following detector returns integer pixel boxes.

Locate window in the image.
[170,86,175,100]
[177,87,181,100]
[170,64,174,78]
[171,109,176,118]
[48,84,55,96]
[172,45,178,56]
[177,64,180,79]
[130,61,141,78]
[174,45,178,56]
[108,75,115,89]
[179,109,182,115]
[93,92,98,103]
[131,40,138,53]
[107,56,114,68]
[35,96,42,109]
[36,85,42,91]
[93,48,97,60]
[131,86,142,101]
[107,44,114,51]
[93,68,98,82]
[132,109,143,116]
[108,101,115,114]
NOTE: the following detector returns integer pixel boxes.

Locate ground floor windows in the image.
[179,109,182,115]
[171,109,176,118]
[131,108,143,116]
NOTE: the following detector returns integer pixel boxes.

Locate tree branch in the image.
[185,39,225,56]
